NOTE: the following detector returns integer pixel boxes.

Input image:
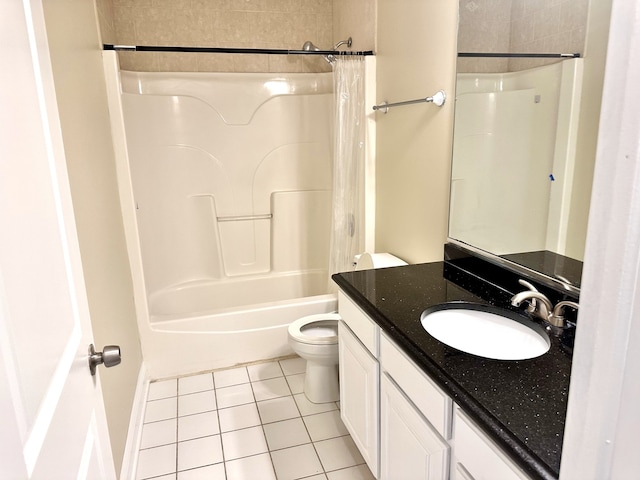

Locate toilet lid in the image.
[288,313,341,345]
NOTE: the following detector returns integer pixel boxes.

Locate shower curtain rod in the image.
[458,52,580,58]
[103,44,374,56]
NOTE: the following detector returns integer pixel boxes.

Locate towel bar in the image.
[373,90,446,113]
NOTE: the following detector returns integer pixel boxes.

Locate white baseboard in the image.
[119,363,149,480]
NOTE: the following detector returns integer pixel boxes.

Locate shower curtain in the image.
[328,56,366,289]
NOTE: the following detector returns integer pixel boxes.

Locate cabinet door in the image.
[380,374,449,480]
[339,321,379,477]
[454,408,530,480]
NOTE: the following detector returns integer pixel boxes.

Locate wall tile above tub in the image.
[98,0,336,73]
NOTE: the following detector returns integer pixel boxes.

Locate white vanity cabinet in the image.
[338,291,450,480]
[380,373,450,479]
[337,291,533,480]
[379,333,451,480]
[338,292,380,477]
[453,407,530,480]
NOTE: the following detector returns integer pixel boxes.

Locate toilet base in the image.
[304,361,340,404]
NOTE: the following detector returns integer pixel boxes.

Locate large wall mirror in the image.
[449,0,608,290]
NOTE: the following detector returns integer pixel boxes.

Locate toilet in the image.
[287,253,407,403]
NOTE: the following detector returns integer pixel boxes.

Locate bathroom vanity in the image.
[332,253,576,480]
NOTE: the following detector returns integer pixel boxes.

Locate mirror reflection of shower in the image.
[301,37,353,64]
[449,59,584,259]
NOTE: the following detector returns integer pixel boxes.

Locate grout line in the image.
[265,359,296,480]
[174,378,179,476]
[277,358,287,378]
[139,358,367,480]
[246,379,273,478]
[210,371,229,480]
[286,370,329,475]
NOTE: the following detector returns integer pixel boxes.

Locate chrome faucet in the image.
[511,290,553,321]
[550,301,580,328]
[510,280,579,333]
[515,279,540,314]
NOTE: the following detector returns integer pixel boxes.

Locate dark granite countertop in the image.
[500,250,583,290]
[332,261,573,480]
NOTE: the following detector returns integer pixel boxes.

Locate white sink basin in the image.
[420,306,550,360]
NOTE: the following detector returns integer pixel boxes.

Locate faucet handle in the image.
[549,301,579,328]
[517,279,538,313]
[511,290,552,321]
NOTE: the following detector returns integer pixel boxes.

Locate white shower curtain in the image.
[328,56,366,289]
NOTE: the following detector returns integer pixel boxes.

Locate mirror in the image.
[449,0,608,290]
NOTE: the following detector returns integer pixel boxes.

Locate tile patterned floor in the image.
[136,356,375,480]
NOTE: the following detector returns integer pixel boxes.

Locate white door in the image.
[0,0,116,478]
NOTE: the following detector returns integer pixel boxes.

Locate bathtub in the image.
[102,52,343,379]
[141,292,337,379]
[149,270,330,321]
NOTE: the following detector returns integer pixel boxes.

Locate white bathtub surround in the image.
[121,70,333,291]
[135,357,374,480]
[104,52,345,378]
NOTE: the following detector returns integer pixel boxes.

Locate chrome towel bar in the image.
[217,214,273,222]
[373,90,446,113]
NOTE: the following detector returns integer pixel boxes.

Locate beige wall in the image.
[333,0,376,51]
[375,0,458,264]
[97,0,378,72]
[508,0,588,71]
[96,0,117,45]
[97,0,335,73]
[457,0,589,73]
[457,0,512,73]
[42,0,143,474]
[511,0,588,51]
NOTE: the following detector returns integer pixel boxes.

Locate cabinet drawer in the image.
[338,291,379,356]
[380,333,452,439]
[454,407,530,480]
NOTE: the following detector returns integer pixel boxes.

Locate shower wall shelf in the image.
[373,90,447,114]
[103,44,374,56]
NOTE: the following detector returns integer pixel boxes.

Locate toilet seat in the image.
[288,313,341,345]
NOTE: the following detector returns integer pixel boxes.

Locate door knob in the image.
[89,344,121,376]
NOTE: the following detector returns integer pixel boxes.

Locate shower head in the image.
[301,40,334,65]
[302,40,321,52]
[301,37,353,65]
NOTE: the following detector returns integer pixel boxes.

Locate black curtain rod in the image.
[104,45,576,59]
[458,52,580,58]
[103,44,374,56]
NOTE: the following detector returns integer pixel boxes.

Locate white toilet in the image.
[287,253,407,403]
